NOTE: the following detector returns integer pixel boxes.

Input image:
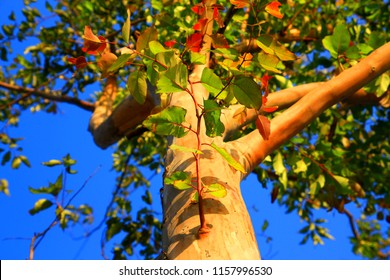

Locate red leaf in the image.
[193,18,208,31]
[67,56,88,69]
[191,5,205,15]
[213,7,225,28]
[265,1,284,19]
[164,40,177,48]
[256,115,271,140]
[261,74,273,96]
[262,105,278,113]
[186,33,203,52]
[82,26,107,55]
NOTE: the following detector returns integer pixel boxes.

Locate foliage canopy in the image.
[0,0,389,259]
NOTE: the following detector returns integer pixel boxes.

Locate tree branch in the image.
[0,81,95,112]
[235,42,390,172]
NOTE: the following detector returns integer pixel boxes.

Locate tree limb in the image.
[235,42,390,172]
[0,81,95,112]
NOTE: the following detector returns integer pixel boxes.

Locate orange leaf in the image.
[67,56,88,69]
[256,115,271,140]
[97,52,117,76]
[82,26,107,55]
[262,105,278,113]
[186,33,203,52]
[265,1,284,19]
[230,0,250,9]
[164,40,177,48]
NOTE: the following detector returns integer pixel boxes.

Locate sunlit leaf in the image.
[107,53,133,73]
[201,68,224,95]
[257,52,281,73]
[205,183,227,198]
[164,171,192,190]
[149,41,167,55]
[265,1,284,19]
[127,70,147,104]
[29,198,53,215]
[143,106,188,137]
[256,35,296,61]
[42,159,62,167]
[29,173,63,196]
[136,26,158,52]
[97,52,118,76]
[322,23,350,58]
[230,0,250,9]
[169,144,203,154]
[82,26,107,55]
[157,63,188,93]
[210,142,246,173]
[122,8,131,43]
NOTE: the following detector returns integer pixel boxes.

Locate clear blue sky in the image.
[0,0,362,260]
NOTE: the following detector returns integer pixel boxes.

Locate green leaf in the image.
[190,52,206,65]
[19,155,31,167]
[322,23,350,58]
[127,70,147,104]
[105,218,122,241]
[157,63,188,93]
[203,100,225,137]
[231,76,262,110]
[261,220,269,232]
[136,26,158,52]
[210,142,246,173]
[169,144,203,154]
[122,8,131,43]
[310,174,325,196]
[257,52,281,73]
[164,171,192,190]
[205,183,227,198]
[149,41,167,55]
[0,179,10,196]
[11,157,22,169]
[29,173,63,196]
[29,198,53,215]
[256,35,296,61]
[293,159,307,173]
[107,53,132,73]
[1,151,11,165]
[42,159,62,167]
[143,106,188,137]
[201,68,224,95]
[273,152,286,175]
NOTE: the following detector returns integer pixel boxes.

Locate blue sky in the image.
[0,0,363,260]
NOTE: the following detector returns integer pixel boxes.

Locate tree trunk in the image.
[162,140,261,259]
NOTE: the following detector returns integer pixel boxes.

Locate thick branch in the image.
[0,81,95,112]
[237,42,390,172]
[222,83,388,139]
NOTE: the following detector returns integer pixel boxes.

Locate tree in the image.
[1,0,389,260]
